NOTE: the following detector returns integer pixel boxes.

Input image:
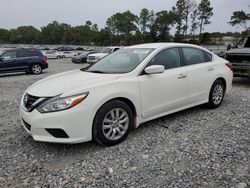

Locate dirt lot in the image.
[0,59,249,188]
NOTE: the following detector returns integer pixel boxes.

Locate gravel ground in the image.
[0,59,249,188]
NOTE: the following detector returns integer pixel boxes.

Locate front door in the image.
[0,51,17,72]
[139,48,188,119]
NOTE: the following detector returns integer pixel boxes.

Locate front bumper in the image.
[20,102,94,144]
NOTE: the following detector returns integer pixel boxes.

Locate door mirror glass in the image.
[144,65,164,74]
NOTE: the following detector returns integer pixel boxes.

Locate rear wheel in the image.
[93,100,133,146]
[31,64,42,75]
[207,80,225,109]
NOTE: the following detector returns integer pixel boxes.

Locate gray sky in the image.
[0,0,249,33]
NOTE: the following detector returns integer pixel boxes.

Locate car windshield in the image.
[100,48,112,53]
[85,48,154,74]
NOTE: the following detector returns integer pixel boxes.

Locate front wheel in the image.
[93,100,133,146]
[31,64,42,75]
[207,80,225,109]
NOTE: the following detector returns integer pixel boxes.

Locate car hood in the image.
[26,70,119,97]
[88,53,108,58]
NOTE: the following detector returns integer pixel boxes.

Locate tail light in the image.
[225,63,232,71]
[41,56,47,63]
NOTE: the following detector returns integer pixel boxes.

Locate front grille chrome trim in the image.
[22,93,47,112]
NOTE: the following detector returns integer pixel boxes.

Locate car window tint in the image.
[1,51,16,59]
[148,48,181,69]
[17,51,37,58]
[204,51,212,62]
[182,48,206,65]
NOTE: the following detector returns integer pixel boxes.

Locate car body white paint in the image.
[20,43,233,143]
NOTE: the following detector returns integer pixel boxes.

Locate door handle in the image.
[178,73,187,79]
[207,67,214,71]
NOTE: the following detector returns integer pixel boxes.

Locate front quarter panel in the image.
[83,76,141,125]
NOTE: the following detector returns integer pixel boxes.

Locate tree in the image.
[139,8,150,33]
[228,10,250,31]
[197,0,213,35]
[183,0,196,37]
[152,10,176,42]
[41,21,63,44]
[106,11,139,45]
[0,29,10,43]
[174,0,186,35]
[190,9,199,36]
[10,26,41,44]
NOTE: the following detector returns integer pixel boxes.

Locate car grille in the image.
[23,93,40,111]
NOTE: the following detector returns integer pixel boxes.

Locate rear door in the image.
[0,51,17,72]
[181,47,214,104]
[16,51,34,70]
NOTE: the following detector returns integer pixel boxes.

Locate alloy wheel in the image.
[32,64,42,74]
[212,84,224,105]
[102,108,129,141]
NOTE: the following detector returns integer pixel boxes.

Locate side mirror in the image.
[144,65,165,74]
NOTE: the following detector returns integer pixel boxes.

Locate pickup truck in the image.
[225,36,250,78]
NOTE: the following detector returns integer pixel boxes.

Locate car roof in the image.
[126,43,205,50]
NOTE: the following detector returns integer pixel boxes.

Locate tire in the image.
[31,64,42,75]
[207,80,225,109]
[62,55,65,58]
[57,56,60,59]
[93,100,133,146]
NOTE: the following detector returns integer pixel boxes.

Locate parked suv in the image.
[0,49,48,74]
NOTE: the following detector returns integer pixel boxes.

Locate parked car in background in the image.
[225,36,250,78]
[72,51,97,63]
[57,51,78,58]
[42,50,61,59]
[0,49,48,74]
[20,43,232,146]
[57,46,74,51]
[87,47,121,63]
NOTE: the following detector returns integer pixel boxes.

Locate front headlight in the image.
[37,92,89,113]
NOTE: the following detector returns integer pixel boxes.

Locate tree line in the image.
[0,0,249,46]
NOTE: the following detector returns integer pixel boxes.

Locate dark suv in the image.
[0,49,48,74]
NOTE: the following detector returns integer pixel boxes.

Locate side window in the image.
[182,48,206,65]
[147,48,181,69]
[17,51,37,58]
[1,51,16,60]
[204,51,213,62]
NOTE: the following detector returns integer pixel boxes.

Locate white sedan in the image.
[57,51,78,58]
[42,50,60,59]
[20,43,233,146]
